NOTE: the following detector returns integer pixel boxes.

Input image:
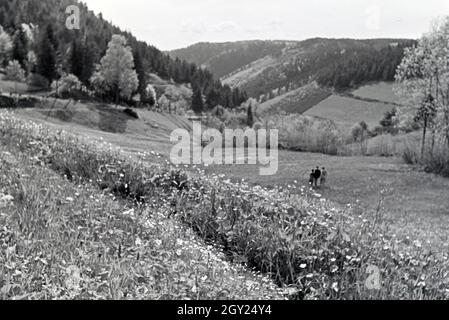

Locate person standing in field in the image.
[320,167,327,188]
[309,169,315,186]
[313,166,321,188]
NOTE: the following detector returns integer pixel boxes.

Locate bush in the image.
[52,73,82,97]
[0,95,40,109]
[123,108,139,119]
[266,114,343,155]
[401,135,449,176]
[27,73,49,89]
[4,60,25,82]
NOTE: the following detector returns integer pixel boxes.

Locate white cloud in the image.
[179,20,206,34]
[214,21,239,33]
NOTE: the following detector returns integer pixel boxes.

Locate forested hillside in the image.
[0,0,247,109]
[171,38,416,98]
[169,41,286,78]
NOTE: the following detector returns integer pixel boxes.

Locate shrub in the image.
[52,73,82,97]
[27,73,49,89]
[0,95,39,109]
[401,135,449,176]
[266,113,344,155]
[4,60,25,82]
[123,108,139,119]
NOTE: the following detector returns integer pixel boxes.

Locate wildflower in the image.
[0,194,14,204]
[332,282,339,292]
[414,240,422,248]
[123,209,134,216]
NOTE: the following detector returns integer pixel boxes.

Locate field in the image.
[0,74,40,94]
[2,86,449,299]
[203,150,449,251]
[10,101,449,253]
[304,95,397,129]
[9,102,449,252]
[13,99,192,156]
[4,108,449,300]
[352,82,401,105]
[0,123,282,300]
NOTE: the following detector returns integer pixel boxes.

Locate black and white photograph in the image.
[0,0,449,307]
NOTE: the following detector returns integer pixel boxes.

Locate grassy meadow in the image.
[2,108,449,300]
[351,82,401,105]
[304,95,397,129]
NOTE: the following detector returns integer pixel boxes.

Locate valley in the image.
[1,0,449,301]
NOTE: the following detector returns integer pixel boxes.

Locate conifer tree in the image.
[36,25,57,83]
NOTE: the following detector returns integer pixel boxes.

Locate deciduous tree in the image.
[97,35,139,104]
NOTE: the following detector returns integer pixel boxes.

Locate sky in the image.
[83,0,449,51]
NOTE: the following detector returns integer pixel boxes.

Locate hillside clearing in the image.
[304,95,397,128]
[352,82,401,105]
[12,101,191,156]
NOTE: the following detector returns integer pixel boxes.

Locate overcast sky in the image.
[83,0,449,51]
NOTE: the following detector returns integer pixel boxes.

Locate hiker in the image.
[320,167,327,188]
[309,169,315,186]
[313,166,321,188]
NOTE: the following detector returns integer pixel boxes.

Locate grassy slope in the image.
[13,99,192,156]
[0,75,40,94]
[10,96,449,252]
[1,111,447,300]
[3,110,449,299]
[202,150,449,251]
[304,95,397,129]
[0,125,282,300]
[352,82,401,105]
[14,96,449,254]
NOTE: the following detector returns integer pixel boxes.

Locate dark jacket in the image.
[314,169,321,179]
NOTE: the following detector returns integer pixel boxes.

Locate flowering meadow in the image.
[1,110,449,300]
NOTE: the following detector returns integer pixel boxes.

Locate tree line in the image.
[0,0,247,110]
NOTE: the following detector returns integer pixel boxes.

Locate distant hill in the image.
[170,38,416,98]
[169,41,286,78]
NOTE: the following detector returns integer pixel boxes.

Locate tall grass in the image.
[402,135,449,177]
[0,123,282,300]
[1,110,449,299]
